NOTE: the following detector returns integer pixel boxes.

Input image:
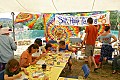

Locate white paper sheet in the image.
[36,60,45,65]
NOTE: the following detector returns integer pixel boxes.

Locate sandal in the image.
[112,70,116,74]
[94,68,98,72]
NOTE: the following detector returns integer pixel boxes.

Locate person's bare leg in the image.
[68,59,72,70]
[88,56,92,69]
[91,56,98,68]
[104,57,107,63]
[98,62,102,68]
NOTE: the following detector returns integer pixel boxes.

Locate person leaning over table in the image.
[4,59,29,80]
[45,43,53,53]
[0,27,17,71]
[20,44,42,68]
[59,40,76,70]
[32,38,47,57]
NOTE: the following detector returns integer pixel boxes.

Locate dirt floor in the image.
[59,58,120,80]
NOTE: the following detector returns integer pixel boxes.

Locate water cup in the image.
[42,64,47,71]
[57,61,60,65]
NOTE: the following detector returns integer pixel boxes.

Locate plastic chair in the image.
[0,69,5,80]
[82,64,90,78]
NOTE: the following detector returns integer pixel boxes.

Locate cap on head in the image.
[0,27,11,35]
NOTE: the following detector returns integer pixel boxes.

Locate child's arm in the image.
[38,53,46,59]
[21,68,29,75]
[30,59,38,65]
[68,45,76,52]
[109,35,117,44]
[20,58,29,67]
[32,53,46,62]
[42,47,47,53]
[4,73,22,80]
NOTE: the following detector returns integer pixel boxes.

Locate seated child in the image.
[45,43,52,53]
[59,40,76,52]
[59,40,76,70]
[33,38,47,57]
[20,44,41,68]
[4,59,28,80]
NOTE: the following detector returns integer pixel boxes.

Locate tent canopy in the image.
[0,0,120,13]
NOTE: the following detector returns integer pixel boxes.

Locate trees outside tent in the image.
[110,11,120,30]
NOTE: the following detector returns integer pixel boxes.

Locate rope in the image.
[52,0,58,11]
[16,0,29,12]
[91,0,95,11]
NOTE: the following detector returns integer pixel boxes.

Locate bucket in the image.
[94,54,100,64]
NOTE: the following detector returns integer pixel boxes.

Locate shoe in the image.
[112,70,116,74]
[94,68,98,72]
[98,66,101,69]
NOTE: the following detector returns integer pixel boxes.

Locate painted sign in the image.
[55,12,110,26]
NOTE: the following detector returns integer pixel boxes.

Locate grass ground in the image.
[60,58,120,80]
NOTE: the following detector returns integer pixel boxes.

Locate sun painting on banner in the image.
[47,25,72,44]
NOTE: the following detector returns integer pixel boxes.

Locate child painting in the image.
[4,59,28,80]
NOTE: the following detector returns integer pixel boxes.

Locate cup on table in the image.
[42,63,47,71]
[57,61,60,65]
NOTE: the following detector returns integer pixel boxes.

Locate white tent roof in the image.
[0,0,120,13]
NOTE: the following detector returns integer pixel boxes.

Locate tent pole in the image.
[11,12,15,41]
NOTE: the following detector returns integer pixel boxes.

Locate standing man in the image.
[0,27,17,71]
[82,17,98,71]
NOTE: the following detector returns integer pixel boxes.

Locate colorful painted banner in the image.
[43,13,79,45]
[55,12,110,26]
[15,12,40,29]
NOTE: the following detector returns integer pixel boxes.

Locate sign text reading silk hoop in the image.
[55,12,110,26]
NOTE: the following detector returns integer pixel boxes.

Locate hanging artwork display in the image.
[55,12,110,26]
[43,13,79,44]
[43,11,110,44]
[15,12,40,29]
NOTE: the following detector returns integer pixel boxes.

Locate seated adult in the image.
[20,44,40,68]
[0,27,17,71]
[112,55,120,74]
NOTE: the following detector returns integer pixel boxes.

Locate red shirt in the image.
[85,25,98,45]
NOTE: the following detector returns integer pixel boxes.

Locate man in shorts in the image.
[82,17,98,71]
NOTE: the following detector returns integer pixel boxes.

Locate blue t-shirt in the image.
[59,45,69,51]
